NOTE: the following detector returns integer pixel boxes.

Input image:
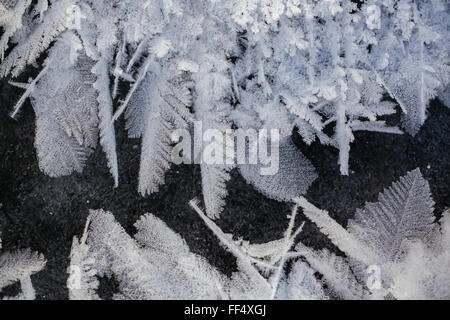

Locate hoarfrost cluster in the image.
[1,0,448,218]
[0,0,449,300]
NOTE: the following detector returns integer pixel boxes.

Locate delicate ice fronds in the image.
[134,214,193,256]
[125,70,157,139]
[134,213,227,299]
[231,1,408,175]
[382,59,444,135]
[92,49,119,187]
[371,0,450,136]
[1,0,448,192]
[0,248,46,300]
[200,162,232,220]
[33,116,93,177]
[0,0,32,61]
[84,209,161,299]
[71,202,327,300]
[193,54,234,219]
[296,168,435,266]
[137,110,174,196]
[0,0,76,77]
[348,168,435,263]
[113,55,155,123]
[31,36,98,177]
[84,209,225,299]
[239,137,317,202]
[295,169,449,299]
[125,67,192,196]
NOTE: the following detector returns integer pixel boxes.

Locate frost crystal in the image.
[294,169,450,300]
[239,136,317,201]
